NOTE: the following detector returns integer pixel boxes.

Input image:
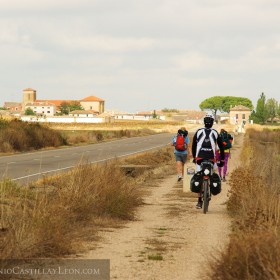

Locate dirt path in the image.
[85,134,243,280]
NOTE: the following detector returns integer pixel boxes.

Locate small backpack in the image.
[175,134,186,151]
[221,131,232,149]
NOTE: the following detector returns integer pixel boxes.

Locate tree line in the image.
[199,94,279,124]
[250,93,279,124]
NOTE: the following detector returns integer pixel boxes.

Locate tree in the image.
[252,92,268,124]
[199,96,254,118]
[25,107,36,116]
[60,101,84,115]
[152,109,158,119]
[199,96,224,118]
[161,108,179,113]
[221,96,253,113]
[265,98,278,122]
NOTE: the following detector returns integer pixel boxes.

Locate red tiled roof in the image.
[35,96,104,107]
[25,102,56,106]
[36,100,75,106]
[4,102,22,107]
[230,105,251,111]
[80,96,105,102]
[70,110,98,114]
[23,88,36,91]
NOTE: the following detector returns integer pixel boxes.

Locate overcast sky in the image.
[1,0,280,112]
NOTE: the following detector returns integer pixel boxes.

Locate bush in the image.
[0,120,67,152]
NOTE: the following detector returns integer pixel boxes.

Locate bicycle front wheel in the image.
[203,180,209,214]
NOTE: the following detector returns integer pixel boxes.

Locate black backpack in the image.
[190,171,203,193]
[210,173,222,195]
[221,131,232,149]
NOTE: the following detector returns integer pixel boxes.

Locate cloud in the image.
[55,35,157,52]
[0,0,280,111]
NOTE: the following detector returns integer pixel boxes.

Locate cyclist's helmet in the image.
[204,114,214,128]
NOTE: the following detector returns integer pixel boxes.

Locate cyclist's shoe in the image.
[196,201,203,209]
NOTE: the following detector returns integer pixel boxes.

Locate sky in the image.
[1,0,280,113]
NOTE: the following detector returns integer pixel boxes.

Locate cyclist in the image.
[192,114,225,209]
[216,129,232,181]
[172,127,191,182]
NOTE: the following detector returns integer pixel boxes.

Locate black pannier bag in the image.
[210,173,222,195]
[190,171,203,193]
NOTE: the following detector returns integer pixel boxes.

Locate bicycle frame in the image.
[200,160,214,214]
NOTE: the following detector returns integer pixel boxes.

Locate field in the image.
[0,119,186,152]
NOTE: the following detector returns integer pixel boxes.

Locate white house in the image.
[25,102,56,116]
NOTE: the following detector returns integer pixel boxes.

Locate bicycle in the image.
[200,160,214,214]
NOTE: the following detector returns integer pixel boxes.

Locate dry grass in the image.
[0,118,185,152]
[0,119,67,153]
[208,128,280,280]
[46,120,184,132]
[61,128,159,145]
[0,145,175,259]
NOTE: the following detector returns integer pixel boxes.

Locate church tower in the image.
[22,88,36,109]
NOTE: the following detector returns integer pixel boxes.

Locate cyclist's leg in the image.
[195,162,203,208]
[215,151,222,177]
[223,152,230,179]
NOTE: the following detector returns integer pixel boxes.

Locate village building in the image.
[69,110,97,117]
[24,102,56,116]
[3,88,105,116]
[229,105,252,125]
[3,102,22,111]
[80,96,105,113]
[169,110,206,123]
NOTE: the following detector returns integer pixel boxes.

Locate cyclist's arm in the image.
[192,132,198,159]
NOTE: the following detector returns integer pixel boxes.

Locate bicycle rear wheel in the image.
[203,180,209,214]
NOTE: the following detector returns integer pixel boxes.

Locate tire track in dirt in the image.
[85,134,243,280]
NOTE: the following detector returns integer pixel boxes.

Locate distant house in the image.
[229,105,252,125]
[3,102,22,111]
[25,102,56,116]
[170,110,206,123]
[80,96,105,114]
[114,114,151,121]
[69,110,98,117]
[217,113,230,124]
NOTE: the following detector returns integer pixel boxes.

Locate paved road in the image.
[0,133,174,185]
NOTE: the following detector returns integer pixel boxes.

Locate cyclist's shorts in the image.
[175,153,187,163]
